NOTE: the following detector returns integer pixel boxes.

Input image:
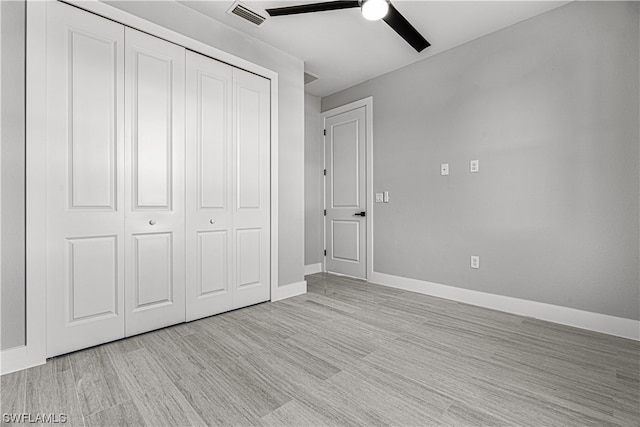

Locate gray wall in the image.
[103,1,306,288]
[1,0,26,350]
[323,1,640,320]
[304,94,324,268]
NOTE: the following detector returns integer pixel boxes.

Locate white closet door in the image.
[46,2,126,357]
[185,52,234,321]
[232,69,271,308]
[124,28,186,336]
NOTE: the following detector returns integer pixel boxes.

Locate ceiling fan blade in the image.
[382,3,430,52]
[266,1,360,16]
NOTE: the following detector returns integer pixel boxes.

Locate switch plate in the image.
[470,159,479,173]
[383,191,390,203]
[375,193,384,203]
[441,163,449,176]
[470,256,480,269]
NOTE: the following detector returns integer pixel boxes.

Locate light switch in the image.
[375,193,384,203]
[470,160,479,173]
[441,163,449,176]
[383,191,390,203]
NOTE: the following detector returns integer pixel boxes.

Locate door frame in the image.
[14,0,280,374]
[321,97,373,281]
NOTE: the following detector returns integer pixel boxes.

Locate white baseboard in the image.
[1,345,46,376]
[304,263,323,276]
[271,280,307,302]
[368,271,640,341]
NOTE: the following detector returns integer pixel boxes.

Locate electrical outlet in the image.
[441,163,449,176]
[470,159,479,173]
[470,256,480,269]
[375,193,384,203]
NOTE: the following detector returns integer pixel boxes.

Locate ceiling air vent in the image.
[227,1,267,27]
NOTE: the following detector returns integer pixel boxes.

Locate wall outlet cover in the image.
[471,256,480,269]
[470,159,479,173]
[375,193,384,203]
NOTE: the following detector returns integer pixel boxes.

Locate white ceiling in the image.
[180,1,570,97]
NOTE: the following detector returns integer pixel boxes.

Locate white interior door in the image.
[325,106,367,279]
[124,28,186,336]
[232,68,271,308]
[46,2,126,357]
[185,51,234,321]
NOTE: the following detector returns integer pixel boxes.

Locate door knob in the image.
[149,219,156,225]
[353,212,366,217]
[209,219,215,224]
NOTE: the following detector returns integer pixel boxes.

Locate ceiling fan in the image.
[265,0,430,53]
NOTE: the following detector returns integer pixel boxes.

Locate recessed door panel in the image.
[331,120,360,208]
[133,52,172,209]
[133,233,173,309]
[68,236,118,322]
[125,28,185,336]
[237,228,261,288]
[69,32,117,210]
[325,106,367,279]
[331,221,360,262]
[236,86,262,210]
[198,231,228,295]
[199,73,228,209]
[46,1,126,357]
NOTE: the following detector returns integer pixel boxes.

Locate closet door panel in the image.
[233,69,271,309]
[185,52,234,321]
[46,2,125,357]
[125,28,186,336]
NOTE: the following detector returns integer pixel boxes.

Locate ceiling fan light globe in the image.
[361,0,388,21]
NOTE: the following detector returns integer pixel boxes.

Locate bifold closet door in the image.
[231,68,271,308]
[124,28,186,336]
[46,2,126,357]
[185,52,234,320]
[185,53,271,320]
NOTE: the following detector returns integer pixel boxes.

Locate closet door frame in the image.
[22,0,280,374]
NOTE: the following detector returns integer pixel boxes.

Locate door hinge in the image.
[324,249,327,256]
[323,129,326,136]
[323,169,326,176]
[323,209,326,216]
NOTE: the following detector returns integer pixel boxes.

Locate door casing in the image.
[321,97,374,281]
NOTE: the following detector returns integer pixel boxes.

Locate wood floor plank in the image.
[84,400,145,427]
[261,399,337,427]
[105,347,205,426]
[1,369,26,421]
[68,346,130,417]
[24,356,85,427]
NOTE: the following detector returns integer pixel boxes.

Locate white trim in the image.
[321,97,373,281]
[21,0,280,374]
[271,281,307,302]
[369,271,640,341]
[304,263,323,276]
[1,345,46,376]
[11,0,50,376]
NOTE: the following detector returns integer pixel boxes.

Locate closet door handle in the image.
[209,219,216,224]
[353,212,366,217]
[149,219,156,225]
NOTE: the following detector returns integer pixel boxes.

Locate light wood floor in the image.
[2,272,639,426]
